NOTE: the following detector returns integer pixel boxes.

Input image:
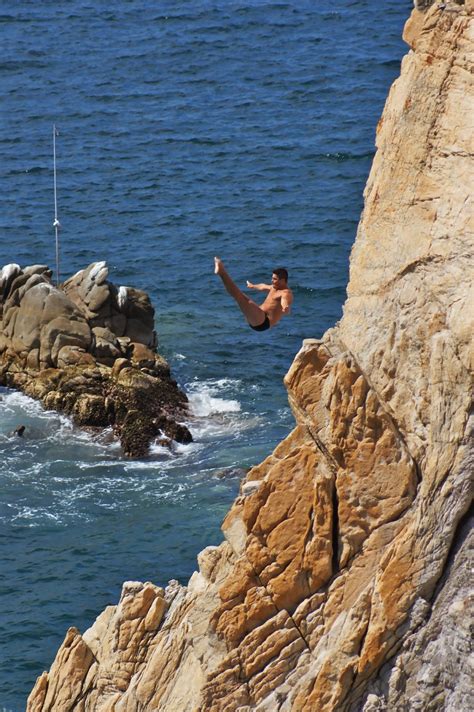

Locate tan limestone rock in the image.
[26,627,94,711]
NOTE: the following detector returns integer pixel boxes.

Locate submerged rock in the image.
[0,262,191,456]
[27,3,473,711]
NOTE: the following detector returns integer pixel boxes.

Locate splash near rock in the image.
[0,262,191,457]
[27,2,473,710]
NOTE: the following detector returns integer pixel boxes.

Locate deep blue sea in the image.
[0,2,411,708]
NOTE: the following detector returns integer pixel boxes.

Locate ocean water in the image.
[0,1,411,708]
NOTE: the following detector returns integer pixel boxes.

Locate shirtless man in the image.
[214,257,293,331]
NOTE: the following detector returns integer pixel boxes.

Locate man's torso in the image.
[261,287,292,325]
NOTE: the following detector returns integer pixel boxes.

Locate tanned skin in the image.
[214,257,293,328]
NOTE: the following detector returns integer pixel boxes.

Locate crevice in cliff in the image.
[283,613,315,666]
[331,476,340,573]
[292,382,421,575]
[291,340,421,496]
[303,505,315,545]
[300,420,340,478]
[336,339,422,488]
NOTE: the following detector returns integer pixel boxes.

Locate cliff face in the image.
[27,3,473,711]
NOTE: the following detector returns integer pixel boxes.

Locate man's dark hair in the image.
[273,267,288,282]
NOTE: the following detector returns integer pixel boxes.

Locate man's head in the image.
[272,267,288,288]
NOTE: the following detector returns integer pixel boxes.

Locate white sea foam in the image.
[189,413,262,441]
[188,392,241,417]
[1,389,50,417]
[8,462,45,478]
[147,438,202,462]
[177,377,267,446]
[186,378,241,417]
[77,460,126,470]
[187,417,236,440]
[10,506,63,525]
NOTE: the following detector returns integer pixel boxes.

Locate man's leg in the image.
[214,257,267,327]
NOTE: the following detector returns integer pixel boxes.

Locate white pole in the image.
[53,124,61,286]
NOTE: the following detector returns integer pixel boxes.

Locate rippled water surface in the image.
[0,1,411,707]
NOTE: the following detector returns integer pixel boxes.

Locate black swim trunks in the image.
[250,315,271,332]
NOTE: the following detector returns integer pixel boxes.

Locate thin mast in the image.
[53,124,61,286]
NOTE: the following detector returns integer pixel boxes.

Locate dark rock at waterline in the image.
[0,262,191,456]
[214,467,248,480]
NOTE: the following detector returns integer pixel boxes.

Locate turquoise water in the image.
[0,1,410,708]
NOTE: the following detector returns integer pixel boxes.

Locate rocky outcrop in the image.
[27,2,473,710]
[0,262,191,456]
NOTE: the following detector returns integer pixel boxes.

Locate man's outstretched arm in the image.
[246,281,271,291]
[281,289,293,314]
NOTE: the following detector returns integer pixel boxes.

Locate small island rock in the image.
[0,262,191,456]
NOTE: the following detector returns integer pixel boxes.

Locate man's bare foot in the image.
[214,256,224,275]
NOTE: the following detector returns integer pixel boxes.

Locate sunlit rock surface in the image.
[27,3,473,710]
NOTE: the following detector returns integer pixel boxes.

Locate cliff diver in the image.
[214,257,293,332]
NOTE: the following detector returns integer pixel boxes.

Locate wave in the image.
[7,506,63,526]
[186,378,242,417]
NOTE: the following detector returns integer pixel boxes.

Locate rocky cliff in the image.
[27,2,473,710]
[0,261,191,456]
